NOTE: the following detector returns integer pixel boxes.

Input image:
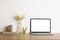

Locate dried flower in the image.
[14,15,24,22]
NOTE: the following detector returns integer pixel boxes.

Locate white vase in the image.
[17,21,22,33]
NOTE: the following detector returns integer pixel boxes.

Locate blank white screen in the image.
[31,20,50,32]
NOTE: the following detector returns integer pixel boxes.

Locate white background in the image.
[0,0,60,33]
[31,20,50,32]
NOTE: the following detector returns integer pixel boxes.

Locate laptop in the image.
[30,18,52,35]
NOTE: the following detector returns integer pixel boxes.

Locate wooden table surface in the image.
[0,33,60,40]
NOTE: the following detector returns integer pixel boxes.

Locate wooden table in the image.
[0,33,60,40]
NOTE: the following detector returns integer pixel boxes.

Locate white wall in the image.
[0,0,60,33]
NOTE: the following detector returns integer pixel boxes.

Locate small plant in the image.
[22,27,27,34]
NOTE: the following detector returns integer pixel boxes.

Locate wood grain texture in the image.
[0,33,60,40]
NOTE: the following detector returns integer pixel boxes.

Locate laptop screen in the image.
[30,18,51,33]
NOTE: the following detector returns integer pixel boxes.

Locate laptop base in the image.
[30,33,53,35]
